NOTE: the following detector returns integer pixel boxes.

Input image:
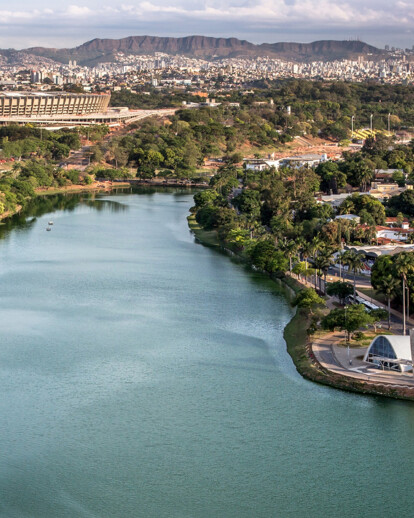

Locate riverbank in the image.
[110,179,209,188]
[0,181,130,224]
[0,205,22,222]
[187,215,221,247]
[35,180,131,196]
[187,214,414,402]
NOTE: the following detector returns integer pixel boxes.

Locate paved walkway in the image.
[289,273,414,390]
[312,331,414,389]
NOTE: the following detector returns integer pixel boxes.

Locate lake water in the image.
[0,190,413,518]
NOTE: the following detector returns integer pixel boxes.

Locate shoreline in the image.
[35,181,131,196]
[187,214,414,402]
[0,205,22,222]
[0,181,131,224]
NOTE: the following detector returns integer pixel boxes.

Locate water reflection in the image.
[0,187,199,241]
[0,191,129,240]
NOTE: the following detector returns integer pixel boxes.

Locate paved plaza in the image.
[312,331,414,389]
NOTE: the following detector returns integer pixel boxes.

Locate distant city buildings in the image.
[1,47,414,96]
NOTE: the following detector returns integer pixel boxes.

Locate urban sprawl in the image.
[2,46,414,92]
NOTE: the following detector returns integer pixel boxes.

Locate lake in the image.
[0,189,413,517]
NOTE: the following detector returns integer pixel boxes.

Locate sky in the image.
[0,0,413,50]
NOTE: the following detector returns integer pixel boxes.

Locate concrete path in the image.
[312,331,414,389]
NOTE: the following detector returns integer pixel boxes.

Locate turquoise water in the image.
[0,190,413,518]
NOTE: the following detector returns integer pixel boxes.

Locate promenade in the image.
[289,272,414,390]
[312,331,414,389]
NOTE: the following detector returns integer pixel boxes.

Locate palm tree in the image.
[301,241,314,272]
[281,240,299,274]
[355,161,374,192]
[376,275,400,330]
[308,237,322,289]
[314,248,334,294]
[395,253,414,335]
[338,198,354,215]
[336,250,346,281]
[342,250,365,300]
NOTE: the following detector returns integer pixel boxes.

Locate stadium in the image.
[0,91,175,127]
[0,92,111,117]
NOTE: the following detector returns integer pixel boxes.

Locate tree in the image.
[281,239,300,273]
[339,194,385,225]
[90,145,103,163]
[292,288,325,315]
[388,190,414,217]
[322,304,374,342]
[300,241,314,271]
[369,308,388,333]
[371,255,395,289]
[315,161,347,193]
[292,261,307,279]
[351,159,374,192]
[375,274,400,329]
[193,190,219,208]
[232,190,261,218]
[392,170,405,187]
[395,252,414,335]
[326,281,353,305]
[313,247,334,294]
[249,240,288,273]
[224,228,250,250]
[113,147,129,168]
[342,250,365,299]
[196,206,235,230]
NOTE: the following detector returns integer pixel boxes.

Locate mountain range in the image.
[0,36,384,66]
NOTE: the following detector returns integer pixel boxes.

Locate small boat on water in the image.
[46,227,52,231]
[48,221,54,225]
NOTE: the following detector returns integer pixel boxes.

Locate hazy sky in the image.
[0,0,413,49]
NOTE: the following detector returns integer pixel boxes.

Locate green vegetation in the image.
[93,105,296,178]
[187,214,220,247]
[113,80,414,141]
[284,308,313,373]
[326,281,353,305]
[0,159,96,217]
[292,288,325,314]
[321,304,375,342]
[0,125,81,161]
[105,88,414,196]
[371,252,414,326]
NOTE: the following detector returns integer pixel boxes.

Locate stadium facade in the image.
[0,91,176,127]
[0,92,110,117]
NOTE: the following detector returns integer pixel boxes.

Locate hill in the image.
[3,36,383,66]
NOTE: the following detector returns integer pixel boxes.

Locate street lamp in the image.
[388,113,391,133]
[351,115,355,136]
[370,114,373,135]
[344,305,352,366]
[406,284,410,333]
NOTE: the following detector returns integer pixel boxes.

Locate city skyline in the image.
[0,0,413,50]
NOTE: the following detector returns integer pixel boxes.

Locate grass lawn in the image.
[283,308,314,374]
[187,214,220,247]
[358,287,387,305]
[336,329,392,348]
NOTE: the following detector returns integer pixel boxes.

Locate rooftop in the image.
[0,91,109,98]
